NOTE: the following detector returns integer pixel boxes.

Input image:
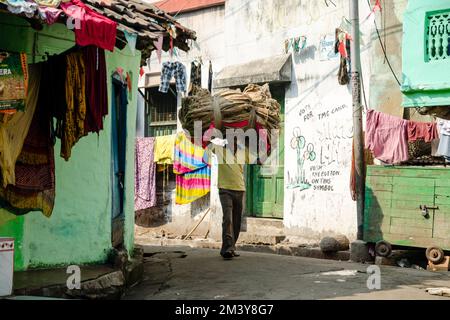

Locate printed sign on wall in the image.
[0,52,28,113]
[319,34,339,61]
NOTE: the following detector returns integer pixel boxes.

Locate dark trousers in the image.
[219,189,244,256]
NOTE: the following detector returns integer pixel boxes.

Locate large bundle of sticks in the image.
[179,84,281,137]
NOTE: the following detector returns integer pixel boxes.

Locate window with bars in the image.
[425,10,450,62]
[145,86,178,137]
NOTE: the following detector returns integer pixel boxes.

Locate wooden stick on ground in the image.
[183,208,211,240]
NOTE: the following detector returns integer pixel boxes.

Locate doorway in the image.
[246,86,285,219]
[111,75,128,248]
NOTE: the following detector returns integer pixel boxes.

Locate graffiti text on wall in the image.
[288,103,352,192]
[287,127,316,190]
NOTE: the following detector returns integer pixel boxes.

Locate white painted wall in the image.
[138,4,226,237]
[141,0,380,243]
[223,0,373,242]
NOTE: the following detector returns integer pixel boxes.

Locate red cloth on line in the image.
[407,121,439,143]
[60,0,117,51]
[82,46,108,134]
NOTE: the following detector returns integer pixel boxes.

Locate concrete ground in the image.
[123,246,450,300]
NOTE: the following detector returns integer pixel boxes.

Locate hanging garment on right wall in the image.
[365,109,409,164]
[436,119,450,161]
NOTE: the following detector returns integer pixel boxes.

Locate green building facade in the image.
[0,13,140,271]
[402,0,450,107]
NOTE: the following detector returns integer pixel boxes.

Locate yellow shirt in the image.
[218,163,245,191]
[154,134,176,164]
[217,146,246,191]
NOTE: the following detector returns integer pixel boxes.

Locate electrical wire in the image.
[366,0,401,87]
[172,0,193,19]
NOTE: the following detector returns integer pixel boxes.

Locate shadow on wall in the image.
[191,194,210,218]
[293,45,317,64]
[135,168,175,228]
[363,186,386,246]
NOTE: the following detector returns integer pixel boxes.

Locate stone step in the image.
[238,232,286,245]
[244,217,284,229]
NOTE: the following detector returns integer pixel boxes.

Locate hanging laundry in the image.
[407,121,438,143]
[82,46,108,135]
[61,51,86,161]
[292,36,307,53]
[337,32,352,58]
[40,53,67,139]
[436,119,450,161]
[365,109,409,164]
[284,39,291,54]
[123,29,137,56]
[0,84,56,217]
[0,64,40,188]
[173,133,211,205]
[338,56,349,85]
[154,134,176,164]
[168,24,177,39]
[159,61,187,94]
[135,137,156,211]
[153,35,163,64]
[37,6,63,25]
[189,60,202,94]
[60,0,117,52]
[335,28,351,85]
[437,118,450,136]
[0,51,28,113]
[5,0,38,18]
[34,0,61,7]
[208,61,213,93]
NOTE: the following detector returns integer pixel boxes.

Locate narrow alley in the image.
[123,246,450,300]
[2,0,450,308]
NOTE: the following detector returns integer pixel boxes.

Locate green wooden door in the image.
[246,87,285,219]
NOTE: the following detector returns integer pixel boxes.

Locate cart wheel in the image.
[426,246,445,264]
[375,241,392,257]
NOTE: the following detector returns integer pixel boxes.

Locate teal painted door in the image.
[246,87,285,219]
[111,75,128,248]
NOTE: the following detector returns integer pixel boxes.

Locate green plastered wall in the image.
[402,0,450,107]
[0,13,139,270]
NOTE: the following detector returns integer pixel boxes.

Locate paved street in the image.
[123,246,450,300]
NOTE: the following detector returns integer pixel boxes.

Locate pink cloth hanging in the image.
[135,137,157,211]
[365,109,409,164]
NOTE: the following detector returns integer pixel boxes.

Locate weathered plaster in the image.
[0,14,138,270]
[141,0,411,243]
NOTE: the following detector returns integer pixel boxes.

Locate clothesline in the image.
[366,109,443,165]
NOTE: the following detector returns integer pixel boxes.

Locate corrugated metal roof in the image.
[154,0,225,15]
